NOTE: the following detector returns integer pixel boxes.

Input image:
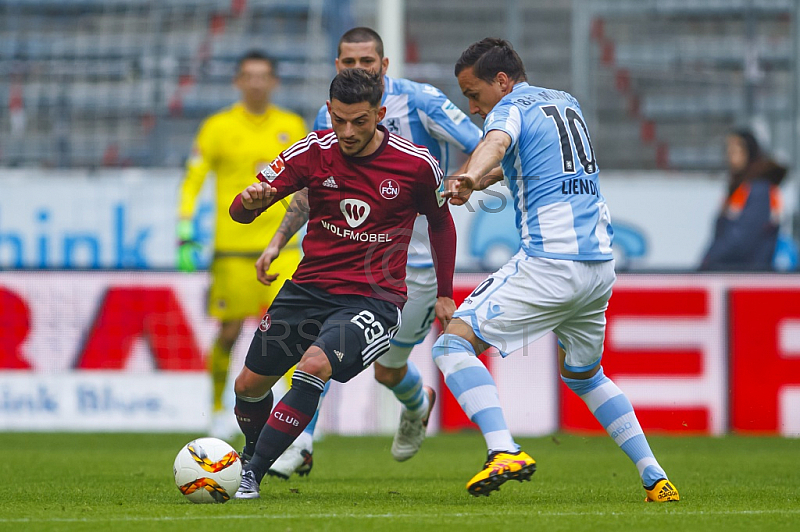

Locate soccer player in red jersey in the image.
[228,68,457,499]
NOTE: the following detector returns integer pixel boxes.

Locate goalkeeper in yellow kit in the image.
[177,50,306,440]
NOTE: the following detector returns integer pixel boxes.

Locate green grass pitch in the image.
[1,432,798,531]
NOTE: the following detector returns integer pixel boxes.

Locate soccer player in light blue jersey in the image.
[255,27,483,478]
[435,38,679,502]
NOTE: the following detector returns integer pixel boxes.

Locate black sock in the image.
[248,371,325,482]
[234,390,273,458]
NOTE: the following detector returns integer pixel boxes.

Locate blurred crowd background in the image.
[1,0,799,271]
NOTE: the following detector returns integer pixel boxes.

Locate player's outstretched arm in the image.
[445,162,504,206]
[255,188,310,285]
[465,130,511,178]
[444,131,509,205]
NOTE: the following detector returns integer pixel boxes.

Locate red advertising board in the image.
[1,272,799,435]
[729,289,800,433]
[560,287,712,434]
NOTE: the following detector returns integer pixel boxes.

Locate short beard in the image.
[347,129,377,157]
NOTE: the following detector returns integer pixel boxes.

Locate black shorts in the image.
[244,281,402,383]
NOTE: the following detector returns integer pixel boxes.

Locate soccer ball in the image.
[173,437,242,503]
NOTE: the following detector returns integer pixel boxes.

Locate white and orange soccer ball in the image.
[173,437,242,503]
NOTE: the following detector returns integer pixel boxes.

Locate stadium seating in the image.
[585,0,793,169]
[0,0,794,170]
[405,0,572,119]
[0,0,333,167]
[405,0,794,170]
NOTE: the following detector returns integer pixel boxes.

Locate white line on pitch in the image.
[1,508,800,523]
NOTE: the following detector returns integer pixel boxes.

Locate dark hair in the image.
[731,129,761,166]
[329,68,383,107]
[454,37,527,83]
[236,50,277,75]
[727,128,786,190]
[338,27,384,58]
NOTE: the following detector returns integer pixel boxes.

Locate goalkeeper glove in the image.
[177,219,199,272]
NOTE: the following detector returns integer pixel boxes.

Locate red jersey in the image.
[230,125,455,306]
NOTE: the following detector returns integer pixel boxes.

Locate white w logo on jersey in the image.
[340,199,371,228]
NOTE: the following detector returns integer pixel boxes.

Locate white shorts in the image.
[376,265,438,369]
[453,251,616,372]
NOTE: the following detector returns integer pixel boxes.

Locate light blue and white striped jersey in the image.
[485,82,613,261]
[315,74,482,267]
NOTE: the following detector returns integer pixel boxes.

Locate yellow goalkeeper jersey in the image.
[178,102,307,254]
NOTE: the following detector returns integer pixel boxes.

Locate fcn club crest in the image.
[379,179,399,200]
[259,313,271,332]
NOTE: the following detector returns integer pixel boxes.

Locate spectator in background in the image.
[699,129,788,271]
[176,50,306,440]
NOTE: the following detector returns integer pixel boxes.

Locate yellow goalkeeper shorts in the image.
[207,248,301,321]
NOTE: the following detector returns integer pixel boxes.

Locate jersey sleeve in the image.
[312,104,331,131]
[256,143,309,202]
[413,156,456,298]
[229,136,311,223]
[417,84,482,153]
[411,148,445,215]
[484,100,522,152]
[177,116,216,219]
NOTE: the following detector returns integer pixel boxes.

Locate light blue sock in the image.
[302,380,329,438]
[432,333,517,453]
[562,367,667,487]
[391,361,429,419]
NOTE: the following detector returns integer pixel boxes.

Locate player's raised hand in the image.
[443,175,475,206]
[255,244,281,286]
[241,181,276,210]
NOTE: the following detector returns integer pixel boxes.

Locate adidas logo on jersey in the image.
[334,350,344,361]
[323,176,338,188]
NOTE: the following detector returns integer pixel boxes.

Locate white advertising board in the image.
[3,168,782,271]
[0,372,209,432]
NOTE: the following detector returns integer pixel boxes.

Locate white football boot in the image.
[391,386,436,462]
[268,432,314,479]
